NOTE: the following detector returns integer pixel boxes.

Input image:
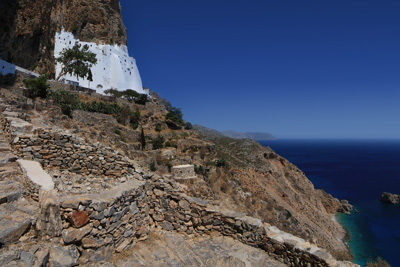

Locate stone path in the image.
[0,98,39,248]
[116,230,288,267]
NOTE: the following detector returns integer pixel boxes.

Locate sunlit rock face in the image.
[54,29,145,95]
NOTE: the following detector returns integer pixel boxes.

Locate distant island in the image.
[221,130,276,140]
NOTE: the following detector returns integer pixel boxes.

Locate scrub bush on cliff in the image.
[23,75,49,99]
[165,107,184,128]
[50,89,80,117]
[56,42,97,82]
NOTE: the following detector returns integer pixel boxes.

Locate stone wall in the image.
[147,177,357,267]
[59,180,150,260]
[11,128,136,178]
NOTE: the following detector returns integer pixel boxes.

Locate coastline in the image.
[336,209,378,267]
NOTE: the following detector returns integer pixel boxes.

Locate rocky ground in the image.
[115,230,288,267]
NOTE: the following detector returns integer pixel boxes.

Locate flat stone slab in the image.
[61,180,145,209]
[17,160,54,191]
[6,117,33,136]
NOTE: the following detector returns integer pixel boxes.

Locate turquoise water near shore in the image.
[258,140,400,267]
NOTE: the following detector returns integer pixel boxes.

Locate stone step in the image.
[5,117,33,136]
[0,200,38,246]
[2,111,19,118]
[0,145,11,153]
[0,167,18,180]
[0,152,18,166]
[0,181,22,205]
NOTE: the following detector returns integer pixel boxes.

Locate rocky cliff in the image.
[0,0,127,76]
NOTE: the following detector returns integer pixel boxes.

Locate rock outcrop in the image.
[380,192,400,204]
[0,0,127,76]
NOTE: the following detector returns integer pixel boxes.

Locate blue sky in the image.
[120,0,400,139]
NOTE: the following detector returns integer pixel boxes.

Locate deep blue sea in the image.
[258,139,400,267]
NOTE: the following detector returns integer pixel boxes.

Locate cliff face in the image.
[193,125,350,259]
[0,0,127,76]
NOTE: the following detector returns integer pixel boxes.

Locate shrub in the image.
[23,75,49,99]
[121,89,139,101]
[50,89,80,116]
[152,135,165,150]
[150,160,157,172]
[215,157,226,167]
[117,107,131,125]
[181,132,189,139]
[165,141,177,149]
[155,123,162,132]
[185,122,193,130]
[114,129,121,135]
[104,88,122,98]
[165,107,184,126]
[130,110,140,130]
[366,258,391,267]
[135,93,149,105]
[194,164,209,178]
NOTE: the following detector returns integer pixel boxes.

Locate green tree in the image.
[140,128,146,151]
[56,42,97,81]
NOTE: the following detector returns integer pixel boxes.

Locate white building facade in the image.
[54,29,145,95]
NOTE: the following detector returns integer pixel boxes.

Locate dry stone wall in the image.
[147,177,358,267]
[12,128,136,178]
[59,180,150,258]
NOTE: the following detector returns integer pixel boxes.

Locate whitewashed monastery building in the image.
[54,29,145,95]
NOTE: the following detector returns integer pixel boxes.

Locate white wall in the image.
[0,59,16,75]
[54,29,145,95]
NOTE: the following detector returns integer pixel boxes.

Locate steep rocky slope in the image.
[0,0,126,76]
[2,76,351,259]
[193,125,350,259]
[0,71,360,266]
